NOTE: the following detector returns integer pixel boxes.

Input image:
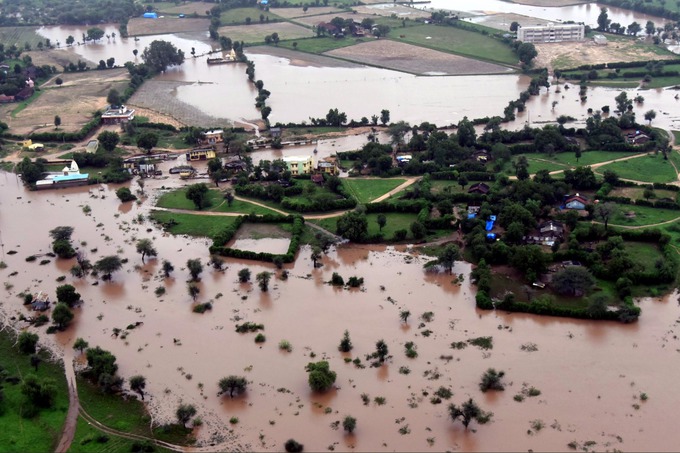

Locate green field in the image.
[597,154,678,183]
[156,188,278,215]
[150,210,237,237]
[69,416,173,453]
[342,178,406,203]
[609,203,680,227]
[0,329,69,453]
[220,7,284,24]
[310,212,451,241]
[624,242,664,272]
[525,157,568,173]
[279,35,358,53]
[392,24,518,66]
[542,150,643,167]
[564,61,680,88]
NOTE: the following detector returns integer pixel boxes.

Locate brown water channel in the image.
[2,173,680,451]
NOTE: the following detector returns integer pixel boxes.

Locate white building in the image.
[517,23,585,43]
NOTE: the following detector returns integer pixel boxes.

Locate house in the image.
[199,129,223,146]
[283,156,312,176]
[539,220,564,238]
[472,150,491,162]
[0,94,14,103]
[396,154,412,166]
[269,127,282,138]
[224,159,246,171]
[14,86,34,101]
[311,173,324,184]
[468,182,490,195]
[517,23,585,43]
[626,131,650,145]
[317,22,341,36]
[31,291,50,311]
[102,105,135,124]
[565,194,588,210]
[317,156,339,175]
[186,148,216,161]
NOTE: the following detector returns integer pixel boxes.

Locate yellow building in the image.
[283,156,312,176]
[186,148,216,161]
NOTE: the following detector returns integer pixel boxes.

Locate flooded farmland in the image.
[3,172,680,451]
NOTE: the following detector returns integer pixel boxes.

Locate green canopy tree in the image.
[137,131,159,154]
[185,183,210,210]
[306,361,337,392]
[218,375,248,397]
[52,303,74,329]
[135,238,157,263]
[141,40,185,73]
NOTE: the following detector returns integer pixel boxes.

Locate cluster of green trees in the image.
[0,0,140,26]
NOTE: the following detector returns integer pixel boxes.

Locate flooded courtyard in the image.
[2,172,680,451]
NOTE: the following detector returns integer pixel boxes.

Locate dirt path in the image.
[54,357,79,453]
[371,177,419,203]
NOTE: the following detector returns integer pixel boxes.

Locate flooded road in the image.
[2,174,680,451]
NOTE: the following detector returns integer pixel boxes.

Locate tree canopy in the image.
[141,40,185,73]
[306,361,337,392]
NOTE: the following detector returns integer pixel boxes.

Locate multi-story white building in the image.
[517,23,585,43]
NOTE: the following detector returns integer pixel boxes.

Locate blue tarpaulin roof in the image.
[485,220,494,231]
[143,12,158,18]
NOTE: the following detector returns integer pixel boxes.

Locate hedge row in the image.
[475,290,639,323]
[364,200,429,214]
[280,197,356,213]
[209,215,303,263]
[568,59,680,71]
[133,121,178,132]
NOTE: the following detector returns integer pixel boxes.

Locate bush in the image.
[116,187,137,202]
[284,439,304,453]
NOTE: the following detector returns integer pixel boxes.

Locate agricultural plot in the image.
[610,204,680,227]
[156,187,278,215]
[354,4,431,20]
[153,1,216,15]
[150,210,237,237]
[219,7,285,25]
[0,68,129,136]
[609,186,678,201]
[0,26,44,48]
[269,6,343,19]
[392,24,518,66]
[532,150,644,167]
[597,154,678,183]
[624,242,665,272]
[217,22,313,44]
[342,178,406,203]
[325,40,514,75]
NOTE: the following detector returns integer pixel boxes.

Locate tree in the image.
[73,337,89,353]
[176,404,196,427]
[284,439,304,453]
[646,20,656,36]
[86,27,105,42]
[137,131,159,154]
[18,331,39,355]
[509,21,520,32]
[595,202,617,231]
[456,116,477,147]
[66,35,75,46]
[186,259,203,281]
[21,374,57,408]
[399,309,411,324]
[479,368,505,392]
[55,77,63,86]
[643,186,655,200]
[106,57,115,69]
[374,339,389,363]
[410,221,426,240]
[587,293,609,318]
[133,49,138,58]
[517,42,538,65]
[436,244,460,272]
[93,255,123,280]
[380,109,390,126]
[56,284,80,308]
[218,375,248,397]
[136,238,157,263]
[106,88,121,106]
[51,303,74,329]
[185,183,210,210]
[141,40,185,73]
[644,109,656,125]
[116,187,136,202]
[306,361,337,392]
[310,246,322,268]
[449,398,485,429]
[162,260,174,278]
[98,131,120,152]
[130,375,146,400]
[376,214,387,232]
[256,271,271,291]
[86,346,118,382]
[373,24,390,38]
[628,21,642,36]
[336,211,368,242]
[338,330,353,352]
[238,268,251,283]
[54,115,61,128]
[597,7,610,31]
[187,282,200,301]
[552,266,595,296]
[458,175,468,190]
[343,415,357,434]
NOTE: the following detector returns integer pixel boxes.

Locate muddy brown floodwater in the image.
[2,172,680,452]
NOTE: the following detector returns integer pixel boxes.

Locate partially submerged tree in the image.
[93,255,123,280]
[187,282,200,301]
[342,415,357,434]
[176,403,197,427]
[136,238,157,263]
[218,375,248,397]
[186,259,203,281]
[73,337,89,353]
[56,284,81,308]
[162,260,174,278]
[256,271,271,292]
[305,361,337,392]
[129,375,147,400]
[338,330,353,352]
[52,303,74,330]
[238,268,251,283]
[142,40,185,73]
[479,368,506,392]
[448,398,489,429]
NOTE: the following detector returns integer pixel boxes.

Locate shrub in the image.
[116,187,137,202]
[254,333,266,343]
[279,339,292,352]
[284,439,304,452]
[479,368,505,392]
[330,272,344,286]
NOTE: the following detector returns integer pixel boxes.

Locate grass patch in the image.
[597,153,677,183]
[156,188,277,215]
[0,329,69,453]
[609,204,680,227]
[70,416,173,453]
[624,242,664,272]
[310,212,450,241]
[11,89,43,118]
[673,131,680,146]
[150,210,238,237]
[393,24,518,66]
[341,178,405,203]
